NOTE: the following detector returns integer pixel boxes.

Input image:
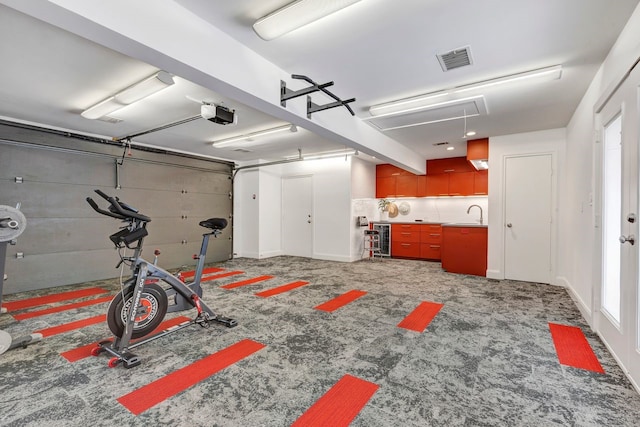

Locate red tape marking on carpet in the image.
[200,271,244,283]
[2,287,109,312]
[314,290,367,312]
[178,267,225,280]
[255,281,309,298]
[291,374,379,427]
[548,323,605,373]
[397,301,444,332]
[60,316,191,362]
[117,338,266,415]
[36,314,106,338]
[221,275,274,290]
[13,295,114,321]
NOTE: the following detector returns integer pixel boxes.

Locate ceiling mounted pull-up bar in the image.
[280,74,355,118]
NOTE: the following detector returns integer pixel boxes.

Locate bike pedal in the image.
[214,316,238,328]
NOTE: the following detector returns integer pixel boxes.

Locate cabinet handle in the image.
[429,233,440,236]
[401,232,411,235]
[430,245,440,248]
[401,243,411,247]
[444,169,455,172]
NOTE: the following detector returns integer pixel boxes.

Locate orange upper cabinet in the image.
[395,175,418,197]
[376,158,488,197]
[448,171,475,196]
[467,138,489,170]
[474,170,488,195]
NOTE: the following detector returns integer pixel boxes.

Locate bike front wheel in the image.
[107,283,168,339]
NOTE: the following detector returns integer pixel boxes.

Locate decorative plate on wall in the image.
[388,203,398,218]
[399,201,410,215]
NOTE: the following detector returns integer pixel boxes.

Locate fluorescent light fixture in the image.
[365,95,484,121]
[212,124,297,148]
[454,65,562,94]
[368,91,449,117]
[253,0,362,40]
[285,149,357,160]
[81,71,174,120]
[367,65,561,120]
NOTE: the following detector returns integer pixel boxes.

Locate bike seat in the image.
[199,218,228,230]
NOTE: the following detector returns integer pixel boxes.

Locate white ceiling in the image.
[0,0,638,165]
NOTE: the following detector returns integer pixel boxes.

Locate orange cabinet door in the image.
[426,174,449,196]
[420,243,441,260]
[448,172,475,196]
[395,175,418,197]
[376,164,402,177]
[416,175,428,197]
[474,170,488,195]
[392,242,421,258]
[441,227,487,276]
[376,176,396,198]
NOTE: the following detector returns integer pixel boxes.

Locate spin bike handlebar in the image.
[86,189,151,223]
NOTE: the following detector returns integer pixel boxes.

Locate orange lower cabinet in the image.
[420,243,441,260]
[441,226,487,276]
[392,242,421,258]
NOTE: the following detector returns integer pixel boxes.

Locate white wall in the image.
[234,157,354,262]
[487,128,566,281]
[560,3,640,323]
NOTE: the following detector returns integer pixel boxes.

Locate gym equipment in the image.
[86,189,237,368]
[0,203,43,355]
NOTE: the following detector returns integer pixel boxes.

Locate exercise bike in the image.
[86,189,237,368]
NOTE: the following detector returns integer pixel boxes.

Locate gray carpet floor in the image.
[1,256,640,426]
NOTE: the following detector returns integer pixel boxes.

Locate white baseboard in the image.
[597,331,640,396]
[486,269,502,280]
[258,250,284,259]
[313,253,352,262]
[556,275,593,326]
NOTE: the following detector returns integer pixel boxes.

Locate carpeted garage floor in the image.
[1,256,640,426]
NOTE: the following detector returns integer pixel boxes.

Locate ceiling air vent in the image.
[233,148,252,153]
[433,142,449,146]
[437,46,473,71]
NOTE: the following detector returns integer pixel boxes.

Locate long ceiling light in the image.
[285,149,358,160]
[212,124,297,148]
[253,0,362,41]
[453,65,562,94]
[368,65,562,118]
[81,71,175,120]
[368,91,449,117]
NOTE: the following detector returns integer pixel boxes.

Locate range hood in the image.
[467,138,489,170]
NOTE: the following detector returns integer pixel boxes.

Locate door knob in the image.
[619,234,635,245]
[506,223,512,228]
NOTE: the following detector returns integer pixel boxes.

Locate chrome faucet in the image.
[467,204,483,225]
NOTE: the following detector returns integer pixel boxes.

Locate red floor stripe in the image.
[548,323,605,373]
[13,295,114,321]
[60,316,191,362]
[201,271,244,283]
[291,374,379,427]
[314,290,367,312]
[36,314,106,338]
[2,287,109,312]
[221,275,274,290]
[255,281,309,298]
[397,301,444,332]
[117,339,266,415]
[178,267,225,280]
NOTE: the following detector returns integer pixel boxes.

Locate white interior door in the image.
[504,154,553,283]
[596,61,640,387]
[282,175,313,258]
